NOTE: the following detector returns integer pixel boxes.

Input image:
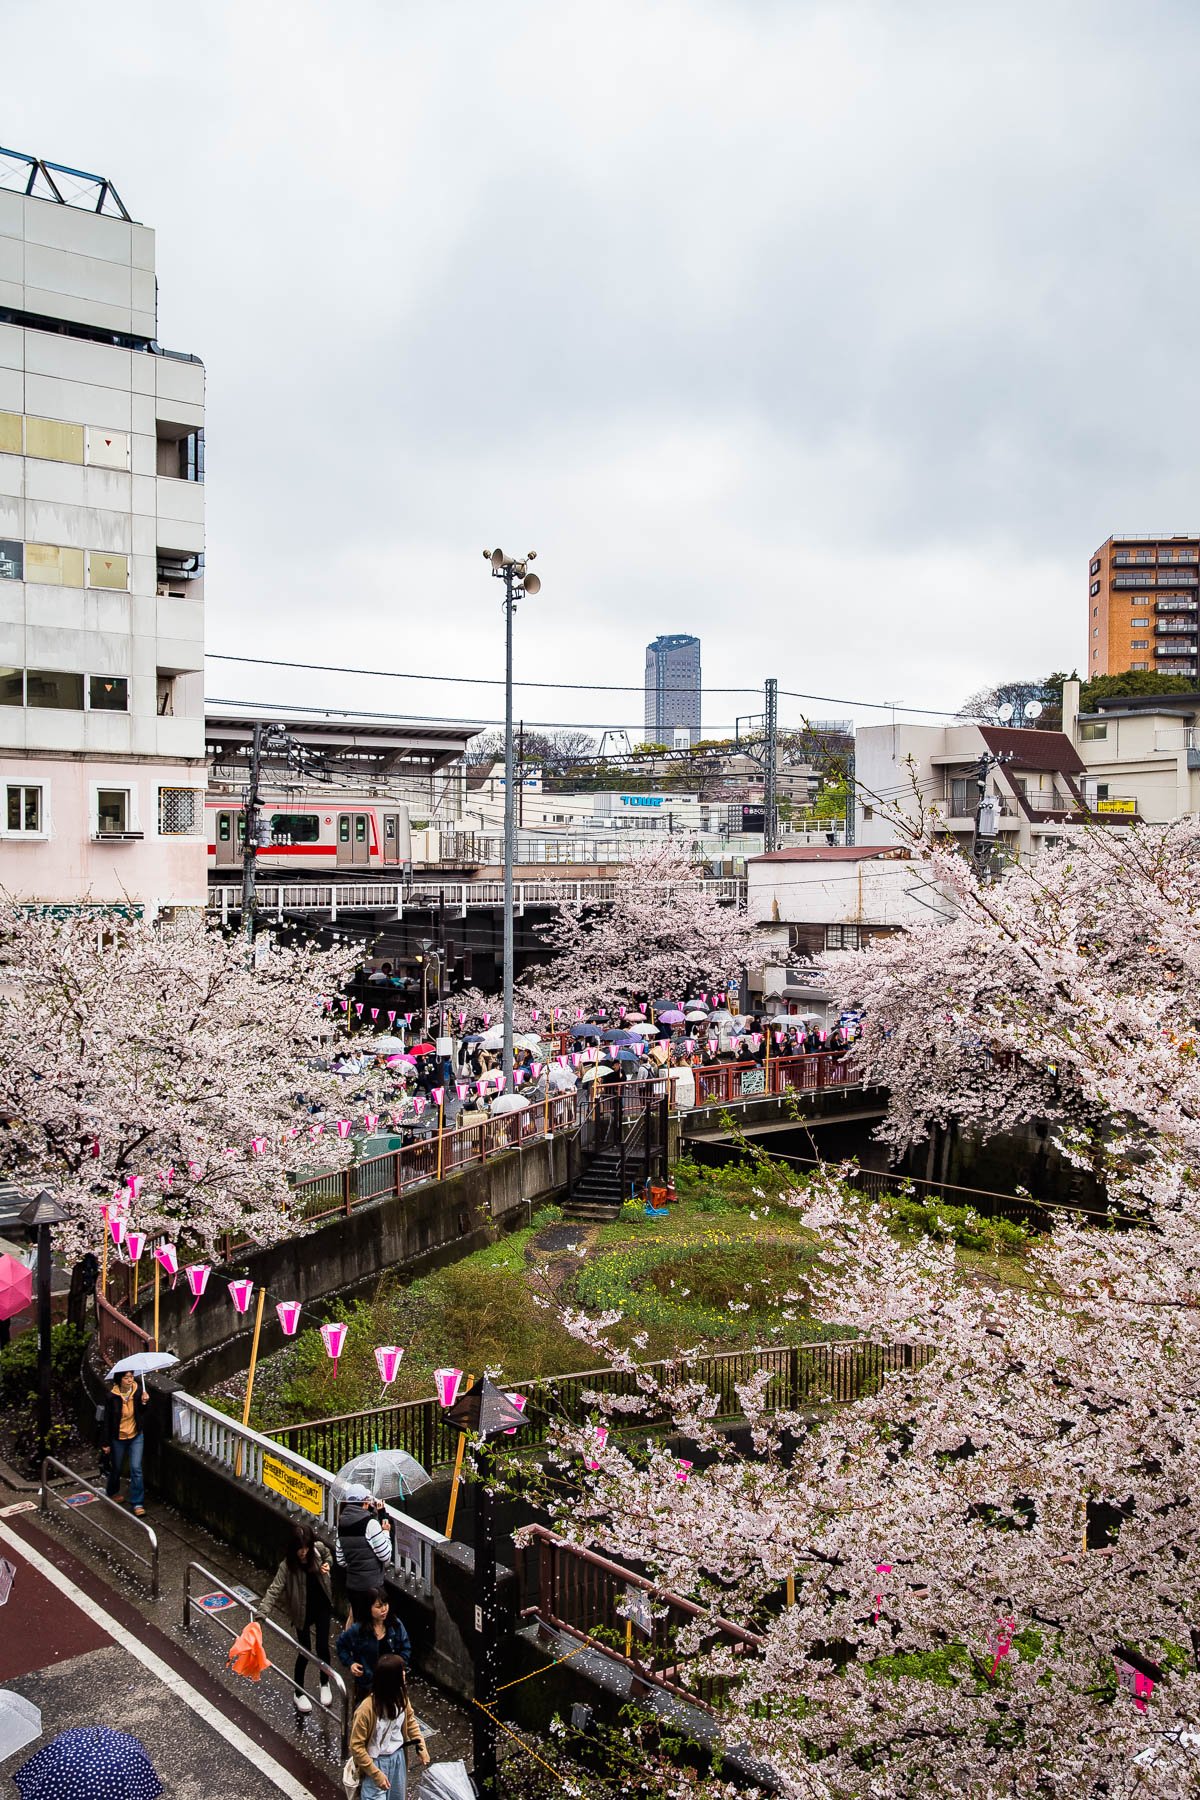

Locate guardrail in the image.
[520,1525,764,1714]
[41,1455,160,1598]
[96,1293,154,1366]
[170,1391,444,1597]
[268,1340,931,1473]
[183,1560,352,1756]
[208,875,746,922]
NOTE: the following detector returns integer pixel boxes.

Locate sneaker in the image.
[293,1691,312,1715]
[133,1506,146,1517]
[318,1682,333,1706]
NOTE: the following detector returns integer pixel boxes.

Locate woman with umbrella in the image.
[104,1364,151,1516]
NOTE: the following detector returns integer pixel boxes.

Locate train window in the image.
[270,813,320,844]
[355,815,367,843]
[338,816,350,843]
[218,816,230,843]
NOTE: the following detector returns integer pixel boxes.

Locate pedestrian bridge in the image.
[207,874,746,923]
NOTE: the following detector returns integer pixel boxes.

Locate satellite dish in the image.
[1024,700,1043,721]
[997,703,1014,722]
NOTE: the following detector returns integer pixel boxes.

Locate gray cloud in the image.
[7,0,1200,732]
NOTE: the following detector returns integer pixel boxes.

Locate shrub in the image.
[886,1197,1029,1254]
[0,1321,87,1408]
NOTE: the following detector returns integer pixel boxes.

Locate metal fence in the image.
[268,1339,932,1473]
[776,1153,1124,1230]
[96,1293,154,1366]
[169,1390,444,1598]
[521,1525,764,1714]
[41,1455,160,1597]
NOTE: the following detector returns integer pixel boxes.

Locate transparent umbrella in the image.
[334,1449,432,1504]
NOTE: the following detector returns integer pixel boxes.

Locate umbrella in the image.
[105,1351,178,1381]
[650,997,680,1011]
[0,1252,32,1323]
[0,1692,41,1761]
[408,1041,436,1055]
[601,1030,638,1043]
[367,1035,408,1052]
[420,1763,476,1800]
[628,1021,658,1035]
[491,1093,530,1114]
[569,1022,603,1037]
[581,1065,611,1082]
[546,1065,576,1090]
[685,1010,709,1021]
[615,1048,643,1062]
[334,1448,432,1503]
[656,1009,685,1023]
[14,1728,162,1800]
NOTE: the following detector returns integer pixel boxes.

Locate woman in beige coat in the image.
[348,1653,429,1796]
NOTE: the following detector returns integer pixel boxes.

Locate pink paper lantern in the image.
[586,1425,608,1470]
[335,1119,352,1138]
[187,1159,202,1177]
[456,1083,469,1100]
[405,1012,414,1027]
[353,1002,363,1016]
[431,1087,444,1106]
[531,1008,539,1021]
[374,1345,404,1385]
[158,1166,174,1189]
[154,1243,178,1286]
[110,1216,127,1251]
[125,1231,146,1263]
[250,1137,267,1155]
[310,1122,325,1139]
[675,1459,693,1484]
[370,1007,379,1021]
[228,1278,254,1314]
[503,1392,528,1435]
[413,1097,426,1116]
[387,1010,396,1024]
[321,1320,348,1376]
[126,1174,144,1200]
[186,1263,211,1314]
[276,1300,302,1336]
[434,1367,464,1408]
[363,1112,378,1132]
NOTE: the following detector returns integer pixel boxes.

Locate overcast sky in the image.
[6,0,1199,738]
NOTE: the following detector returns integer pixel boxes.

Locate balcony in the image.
[1156,598,1197,613]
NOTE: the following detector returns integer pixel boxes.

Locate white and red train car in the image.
[206,793,411,874]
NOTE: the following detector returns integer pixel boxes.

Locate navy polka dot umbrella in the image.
[14,1727,162,1799]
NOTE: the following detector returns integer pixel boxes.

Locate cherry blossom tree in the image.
[0,904,381,1259]
[509,821,1200,1796]
[520,838,763,1017]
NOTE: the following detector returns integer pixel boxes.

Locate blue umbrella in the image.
[15,1728,162,1800]
[601,1030,638,1043]
[569,1022,602,1037]
[615,1047,643,1061]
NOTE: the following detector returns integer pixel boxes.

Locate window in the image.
[1092,627,1099,637]
[1131,662,1149,670]
[1090,559,1101,575]
[156,424,204,482]
[1095,784,1109,800]
[268,812,320,844]
[825,924,863,950]
[88,675,128,711]
[950,777,977,815]
[1090,581,1100,596]
[25,417,83,464]
[26,669,83,710]
[1131,617,1149,626]
[1131,640,1149,649]
[87,551,128,591]
[0,668,21,705]
[0,540,20,580]
[338,816,350,844]
[96,789,129,835]
[355,816,367,844]
[1092,649,1099,660]
[1080,722,1108,741]
[25,544,84,588]
[159,788,203,836]
[5,784,41,833]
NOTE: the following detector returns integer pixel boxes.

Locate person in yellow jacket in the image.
[348,1654,429,1797]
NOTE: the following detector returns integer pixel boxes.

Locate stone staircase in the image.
[561,1145,628,1223]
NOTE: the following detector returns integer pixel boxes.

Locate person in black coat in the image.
[336,1586,413,1700]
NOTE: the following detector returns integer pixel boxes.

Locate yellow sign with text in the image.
[1097,798,1136,815]
[262,1455,324,1515]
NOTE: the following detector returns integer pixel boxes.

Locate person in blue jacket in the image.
[336,1586,412,1701]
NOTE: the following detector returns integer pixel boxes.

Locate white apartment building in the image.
[0,150,205,914]
[1062,678,1200,821]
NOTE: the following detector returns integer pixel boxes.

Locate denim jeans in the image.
[107,1432,144,1510]
[362,1747,406,1800]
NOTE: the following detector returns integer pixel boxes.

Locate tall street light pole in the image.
[484,550,541,1087]
[20,1189,68,1464]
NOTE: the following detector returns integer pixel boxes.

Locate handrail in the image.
[41,1455,160,1598]
[96,1293,153,1364]
[183,1560,352,1756]
[268,1340,930,1471]
[521,1525,763,1714]
[170,1390,444,1598]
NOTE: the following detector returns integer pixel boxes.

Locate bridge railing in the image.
[267,1339,931,1473]
[170,1390,445,1598]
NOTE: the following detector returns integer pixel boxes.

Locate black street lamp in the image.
[444,1375,528,1796]
[19,1189,68,1464]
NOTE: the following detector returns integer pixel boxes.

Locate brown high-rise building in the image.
[1088,534,1199,680]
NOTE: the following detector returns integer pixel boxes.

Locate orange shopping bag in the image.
[227,1619,271,1681]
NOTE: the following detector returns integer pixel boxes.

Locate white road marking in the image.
[0,1520,320,1799]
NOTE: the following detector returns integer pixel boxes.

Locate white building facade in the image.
[0,151,205,914]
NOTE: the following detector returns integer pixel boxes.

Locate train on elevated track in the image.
[206,793,412,876]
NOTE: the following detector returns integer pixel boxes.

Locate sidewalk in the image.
[0,1456,474,1797]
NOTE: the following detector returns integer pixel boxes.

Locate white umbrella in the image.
[0,1692,41,1760]
[334,1449,432,1502]
[546,1065,576,1091]
[367,1035,408,1053]
[685,1009,709,1021]
[581,1065,612,1082]
[491,1093,529,1114]
[105,1351,178,1380]
[628,1022,658,1036]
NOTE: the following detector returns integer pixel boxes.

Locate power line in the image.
[204,652,969,720]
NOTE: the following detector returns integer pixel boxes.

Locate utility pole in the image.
[844,749,856,846]
[241,722,265,945]
[969,751,1010,881]
[763,677,779,852]
[518,719,524,831]
[485,550,541,1086]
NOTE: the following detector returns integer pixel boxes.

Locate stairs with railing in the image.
[564,1092,665,1223]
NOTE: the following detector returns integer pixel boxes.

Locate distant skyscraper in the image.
[644,635,701,745]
